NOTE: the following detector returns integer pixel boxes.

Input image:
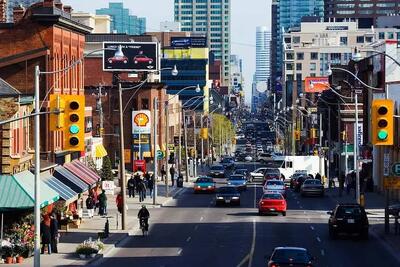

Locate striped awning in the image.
[53,166,88,193]
[64,160,100,187]
[41,171,78,203]
[95,144,108,158]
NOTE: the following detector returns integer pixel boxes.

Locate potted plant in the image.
[2,245,14,264]
[75,242,99,259]
[14,243,26,263]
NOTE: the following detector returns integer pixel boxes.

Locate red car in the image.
[108,56,128,64]
[134,55,153,64]
[258,192,287,216]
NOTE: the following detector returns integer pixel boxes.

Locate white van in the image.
[272,156,323,183]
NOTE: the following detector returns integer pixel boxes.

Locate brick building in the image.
[0,0,91,163]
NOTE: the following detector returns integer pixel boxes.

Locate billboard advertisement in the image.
[132,110,151,134]
[304,77,330,93]
[170,37,207,48]
[103,42,159,72]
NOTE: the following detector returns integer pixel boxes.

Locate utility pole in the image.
[165,103,169,197]
[193,111,197,177]
[184,110,190,182]
[178,105,182,174]
[118,82,127,230]
[34,65,41,267]
[201,114,204,166]
[153,97,158,205]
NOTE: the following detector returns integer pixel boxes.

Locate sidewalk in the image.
[19,182,187,267]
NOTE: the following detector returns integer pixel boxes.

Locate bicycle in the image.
[139,217,149,236]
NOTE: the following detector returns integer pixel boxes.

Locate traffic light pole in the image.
[34,66,41,267]
[118,82,127,230]
[354,93,360,205]
[165,103,169,197]
[153,97,158,205]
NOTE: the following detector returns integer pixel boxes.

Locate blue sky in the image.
[63,0,271,103]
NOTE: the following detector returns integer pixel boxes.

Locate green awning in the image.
[0,171,60,211]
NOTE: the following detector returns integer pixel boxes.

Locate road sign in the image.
[156,150,164,160]
[383,177,400,189]
[384,153,390,176]
[392,162,400,176]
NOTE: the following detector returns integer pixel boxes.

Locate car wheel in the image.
[108,60,113,64]
[301,192,305,197]
[237,201,241,206]
[282,211,286,216]
[149,61,153,64]
[329,228,337,239]
[321,192,324,197]
[134,61,138,64]
[361,230,369,240]
[123,60,127,64]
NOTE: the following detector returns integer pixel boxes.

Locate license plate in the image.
[270,208,275,211]
[225,200,231,203]
[347,219,355,224]
[202,188,207,190]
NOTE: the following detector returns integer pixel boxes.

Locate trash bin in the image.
[177,175,184,188]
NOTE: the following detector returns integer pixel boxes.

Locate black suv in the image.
[328,203,369,239]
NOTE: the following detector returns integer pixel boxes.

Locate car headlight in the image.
[217,197,224,200]
[232,197,239,200]
[228,182,232,185]
[208,186,212,188]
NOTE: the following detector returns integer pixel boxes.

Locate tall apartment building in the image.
[255,26,271,83]
[270,0,324,92]
[325,0,400,28]
[96,2,146,35]
[174,0,231,87]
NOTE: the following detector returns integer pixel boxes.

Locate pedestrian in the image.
[86,194,95,218]
[40,217,51,254]
[339,172,345,197]
[315,172,321,182]
[148,174,154,197]
[98,190,107,216]
[127,175,136,198]
[49,213,59,253]
[116,193,123,214]
[138,180,147,202]
[169,165,175,186]
[161,165,166,181]
[91,188,98,212]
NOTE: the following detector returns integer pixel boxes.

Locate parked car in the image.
[258,193,287,216]
[227,174,247,191]
[267,247,315,267]
[193,176,216,193]
[263,180,287,198]
[220,157,235,169]
[215,186,241,206]
[208,164,225,178]
[300,179,324,197]
[328,203,369,239]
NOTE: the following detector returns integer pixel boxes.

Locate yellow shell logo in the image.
[134,113,149,127]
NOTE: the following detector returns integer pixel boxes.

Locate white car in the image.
[250,167,267,181]
[263,180,286,198]
[245,155,253,162]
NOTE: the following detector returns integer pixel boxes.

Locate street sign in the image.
[384,153,390,176]
[156,150,164,160]
[392,162,400,176]
[383,177,400,189]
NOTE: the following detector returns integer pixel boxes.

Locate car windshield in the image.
[218,187,238,194]
[221,158,232,163]
[229,175,245,180]
[265,169,280,175]
[234,169,246,174]
[304,179,321,185]
[263,194,282,200]
[211,166,224,170]
[272,249,309,262]
[196,178,212,183]
[336,206,364,217]
[266,180,284,186]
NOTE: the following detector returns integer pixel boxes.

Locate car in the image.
[215,186,241,206]
[328,203,369,239]
[133,54,153,64]
[258,193,287,216]
[258,152,271,163]
[245,155,253,162]
[290,171,308,188]
[267,247,315,267]
[294,175,308,192]
[220,157,235,169]
[250,167,268,182]
[300,179,324,197]
[233,168,250,180]
[264,168,281,183]
[107,55,128,64]
[208,164,225,178]
[263,180,286,198]
[193,176,216,193]
[227,174,247,191]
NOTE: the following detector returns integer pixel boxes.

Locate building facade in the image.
[325,0,400,28]
[71,12,111,33]
[160,21,181,32]
[174,0,231,87]
[5,0,37,22]
[255,26,271,83]
[96,2,146,35]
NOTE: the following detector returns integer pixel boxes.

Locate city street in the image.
[91,180,400,267]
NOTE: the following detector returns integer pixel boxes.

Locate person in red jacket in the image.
[116,193,123,214]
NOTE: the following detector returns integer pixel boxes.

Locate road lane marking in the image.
[248,219,256,267]
[321,249,325,256]
[317,237,321,242]
[177,249,183,255]
[194,225,199,231]
[310,226,314,230]
[200,216,204,222]
[186,236,191,242]
[236,254,250,267]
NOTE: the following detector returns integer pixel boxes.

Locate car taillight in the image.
[281,201,285,205]
[261,201,264,205]
[270,264,278,267]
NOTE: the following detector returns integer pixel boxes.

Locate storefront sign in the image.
[102,181,115,195]
[304,77,330,93]
[132,110,151,134]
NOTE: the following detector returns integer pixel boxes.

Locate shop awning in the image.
[53,166,88,193]
[95,144,108,158]
[64,160,100,187]
[13,171,60,207]
[41,171,78,203]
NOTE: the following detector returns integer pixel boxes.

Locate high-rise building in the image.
[6,0,37,22]
[174,0,231,87]
[96,2,146,35]
[325,0,400,28]
[270,0,324,92]
[255,26,271,83]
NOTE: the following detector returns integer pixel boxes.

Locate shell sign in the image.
[132,110,151,134]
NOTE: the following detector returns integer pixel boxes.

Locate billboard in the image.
[132,110,151,134]
[304,77,330,93]
[170,37,207,48]
[103,42,159,72]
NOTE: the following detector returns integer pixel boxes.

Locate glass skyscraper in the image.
[174,0,231,87]
[96,2,146,35]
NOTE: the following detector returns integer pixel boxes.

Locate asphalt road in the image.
[92,173,400,267]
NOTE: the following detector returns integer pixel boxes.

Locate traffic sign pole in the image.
[153,97,158,205]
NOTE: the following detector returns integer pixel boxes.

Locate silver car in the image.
[300,179,324,197]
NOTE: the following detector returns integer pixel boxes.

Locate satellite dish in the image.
[256,82,268,93]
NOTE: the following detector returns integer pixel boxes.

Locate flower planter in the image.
[16,256,24,263]
[79,254,86,259]
[5,257,14,264]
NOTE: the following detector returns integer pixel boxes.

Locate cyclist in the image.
[138,205,150,232]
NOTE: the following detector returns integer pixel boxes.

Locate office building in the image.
[96,2,146,35]
[325,0,400,28]
[270,0,324,92]
[174,0,231,87]
[255,26,271,83]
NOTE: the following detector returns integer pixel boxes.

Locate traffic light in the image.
[64,95,85,151]
[294,130,300,140]
[310,128,317,139]
[372,99,394,146]
[49,94,65,131]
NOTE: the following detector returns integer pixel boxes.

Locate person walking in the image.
[116,193,123,214]
[98,190,107,216]
[315,172,322,182]
[134,172,141,195]
[127,175,136,198]
[161,165,166,181]
[49,213,59,253]
[91,188,98,213]
[147,175,154,197]
[169,165,175,187]
[138,180,147,202]
[40,217,52,254]
[86,194,95,218]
